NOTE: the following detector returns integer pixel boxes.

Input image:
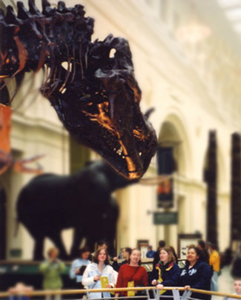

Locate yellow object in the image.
[156,265,170,295]
[127,281,135,297]
[100,276,109,288]
[209,250,220,272]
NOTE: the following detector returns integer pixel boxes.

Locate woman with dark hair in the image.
[197,240,210,264]
[112,247,132,272]
[151,247,180,297]
[82,248,117,299]
[69,246,91,289]
[179,246,212,300]
[115,249,148,299]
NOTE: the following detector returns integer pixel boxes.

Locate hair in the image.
[198,240,206,249]
[128,248,142,266]
[169,246,178,263]
[93,247,110,265]
[158,240,166,248]
[160,247,176,263]
[123,247,132,256]
[97,240,108,247]
[79,246,90,257]
[207,242,218,251]
[47,247,59,257]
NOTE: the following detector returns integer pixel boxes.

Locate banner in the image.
[157,147,174,208]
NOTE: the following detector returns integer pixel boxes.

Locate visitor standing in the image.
[82,248,117,299]
[39,247,66,300]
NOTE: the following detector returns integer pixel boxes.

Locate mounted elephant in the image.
[16,160,137,260]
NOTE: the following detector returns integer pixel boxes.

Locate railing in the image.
[1,286,241,300]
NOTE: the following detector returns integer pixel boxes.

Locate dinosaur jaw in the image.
[59,98,157,180]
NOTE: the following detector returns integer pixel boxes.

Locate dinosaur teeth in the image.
[116,147,123,156]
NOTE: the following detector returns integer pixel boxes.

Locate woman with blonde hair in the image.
[39,247,66,300]
[115,248,148,299]
[151,246,180,297]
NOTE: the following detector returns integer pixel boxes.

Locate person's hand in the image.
[106,284,112,288]
[156,284,164,290]
[151,279,157,285]
[94,275,101,281]
[113,257,118,261]
[184,285,190,290]
[75,269,80,274]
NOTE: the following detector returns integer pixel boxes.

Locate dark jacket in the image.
[112,259,128,272]
[150,261,180,295]
[200,249,210,265]
[179,261,212,300]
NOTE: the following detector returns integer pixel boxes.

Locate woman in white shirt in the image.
[82,248,117,299]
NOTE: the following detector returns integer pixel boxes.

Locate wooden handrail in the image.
[1,286,241,299]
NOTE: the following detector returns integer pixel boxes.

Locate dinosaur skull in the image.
[0,1,157,179]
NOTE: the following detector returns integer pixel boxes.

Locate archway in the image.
[157,116,191,250]
[158,117,190,177]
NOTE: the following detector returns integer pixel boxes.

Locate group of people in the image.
[39,239,221,300]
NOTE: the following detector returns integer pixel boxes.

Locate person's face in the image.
[98,249,107,262]
[187,248,199,264]
[81,251,90,260]
[50,249,58,259]
[160,249,169,264]
[234,280,241,295]
[197,244,202,250]
[122,249,128,259]
[130,250,140,264]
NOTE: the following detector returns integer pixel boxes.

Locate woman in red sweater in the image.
[115,249,148,299]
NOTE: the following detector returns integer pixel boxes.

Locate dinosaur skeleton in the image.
[0,0,157,179]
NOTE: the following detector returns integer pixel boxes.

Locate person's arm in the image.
[192,263,211,290]
[39,261,50,274]
[58,260,66,273]
[162,265,181,287]
[82,266,100,287]
[105,266,116,288]
[115,265,124,298]
[150,267,158,285]
[110,269,118,287]
[141,268,149,286]
[209,252,218,266]
[69,261,77,279]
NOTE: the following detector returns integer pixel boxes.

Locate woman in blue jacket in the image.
[151,246,180,298]
[179,245,212,300]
